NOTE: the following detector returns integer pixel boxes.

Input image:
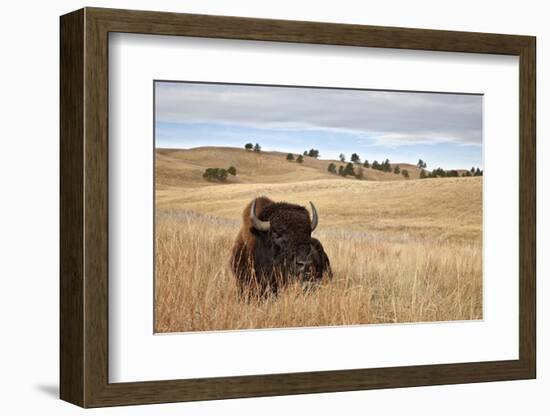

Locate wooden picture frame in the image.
[60,7,536,408]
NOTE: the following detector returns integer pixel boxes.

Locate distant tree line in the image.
[326,153,414,181]
[371,159,392,172]
[242,144,481,182]
[327,162,364,180]
[338,153,407,174]
[420,166,483,179]
[468,167,483,177]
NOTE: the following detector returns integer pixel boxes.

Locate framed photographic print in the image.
[60,7,536,407]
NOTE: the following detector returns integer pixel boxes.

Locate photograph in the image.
[153,80,483,333]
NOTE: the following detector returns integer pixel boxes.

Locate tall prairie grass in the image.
[155,202,482,333]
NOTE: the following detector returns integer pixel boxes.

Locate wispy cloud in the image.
[155,82,482,146]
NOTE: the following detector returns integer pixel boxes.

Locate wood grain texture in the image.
[89,7,532,54]
[518,38,536,376]
[59,7,537,408]
[83,10,110,406]
[59,8,84,407]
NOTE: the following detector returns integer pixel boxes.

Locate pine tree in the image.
[393,165,401,174]
[363,160,370,168]
[244,143,253,151]
[286,153,294,161]
[296,155,304,163]
[432,167,446,177]
[343,162,355,177]
[253,143,261,152]
[328,163,337,174]
[351,153,361,163]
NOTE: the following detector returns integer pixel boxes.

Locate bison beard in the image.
[230,196,332,299]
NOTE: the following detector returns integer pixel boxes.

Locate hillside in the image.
[155,146,426,189]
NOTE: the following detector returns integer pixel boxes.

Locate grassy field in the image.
[154,147,482,333]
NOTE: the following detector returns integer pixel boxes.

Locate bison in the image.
[230,196,332,298]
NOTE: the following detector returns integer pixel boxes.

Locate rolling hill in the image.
[155,146,427,189]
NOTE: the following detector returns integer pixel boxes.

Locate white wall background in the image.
[0,0,545,414]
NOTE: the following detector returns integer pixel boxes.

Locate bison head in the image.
[250,199,319,277]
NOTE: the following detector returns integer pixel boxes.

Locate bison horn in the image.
[250,199,270,231]
[309,201,318,232]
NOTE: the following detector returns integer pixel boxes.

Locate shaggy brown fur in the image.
[230,196,331,299]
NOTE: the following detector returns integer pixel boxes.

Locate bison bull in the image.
[230,196,332,298]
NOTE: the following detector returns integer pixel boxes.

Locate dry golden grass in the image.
[154,148,482,333]
[155,146,426,189]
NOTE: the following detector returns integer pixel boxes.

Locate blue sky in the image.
[155,81,483,170]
